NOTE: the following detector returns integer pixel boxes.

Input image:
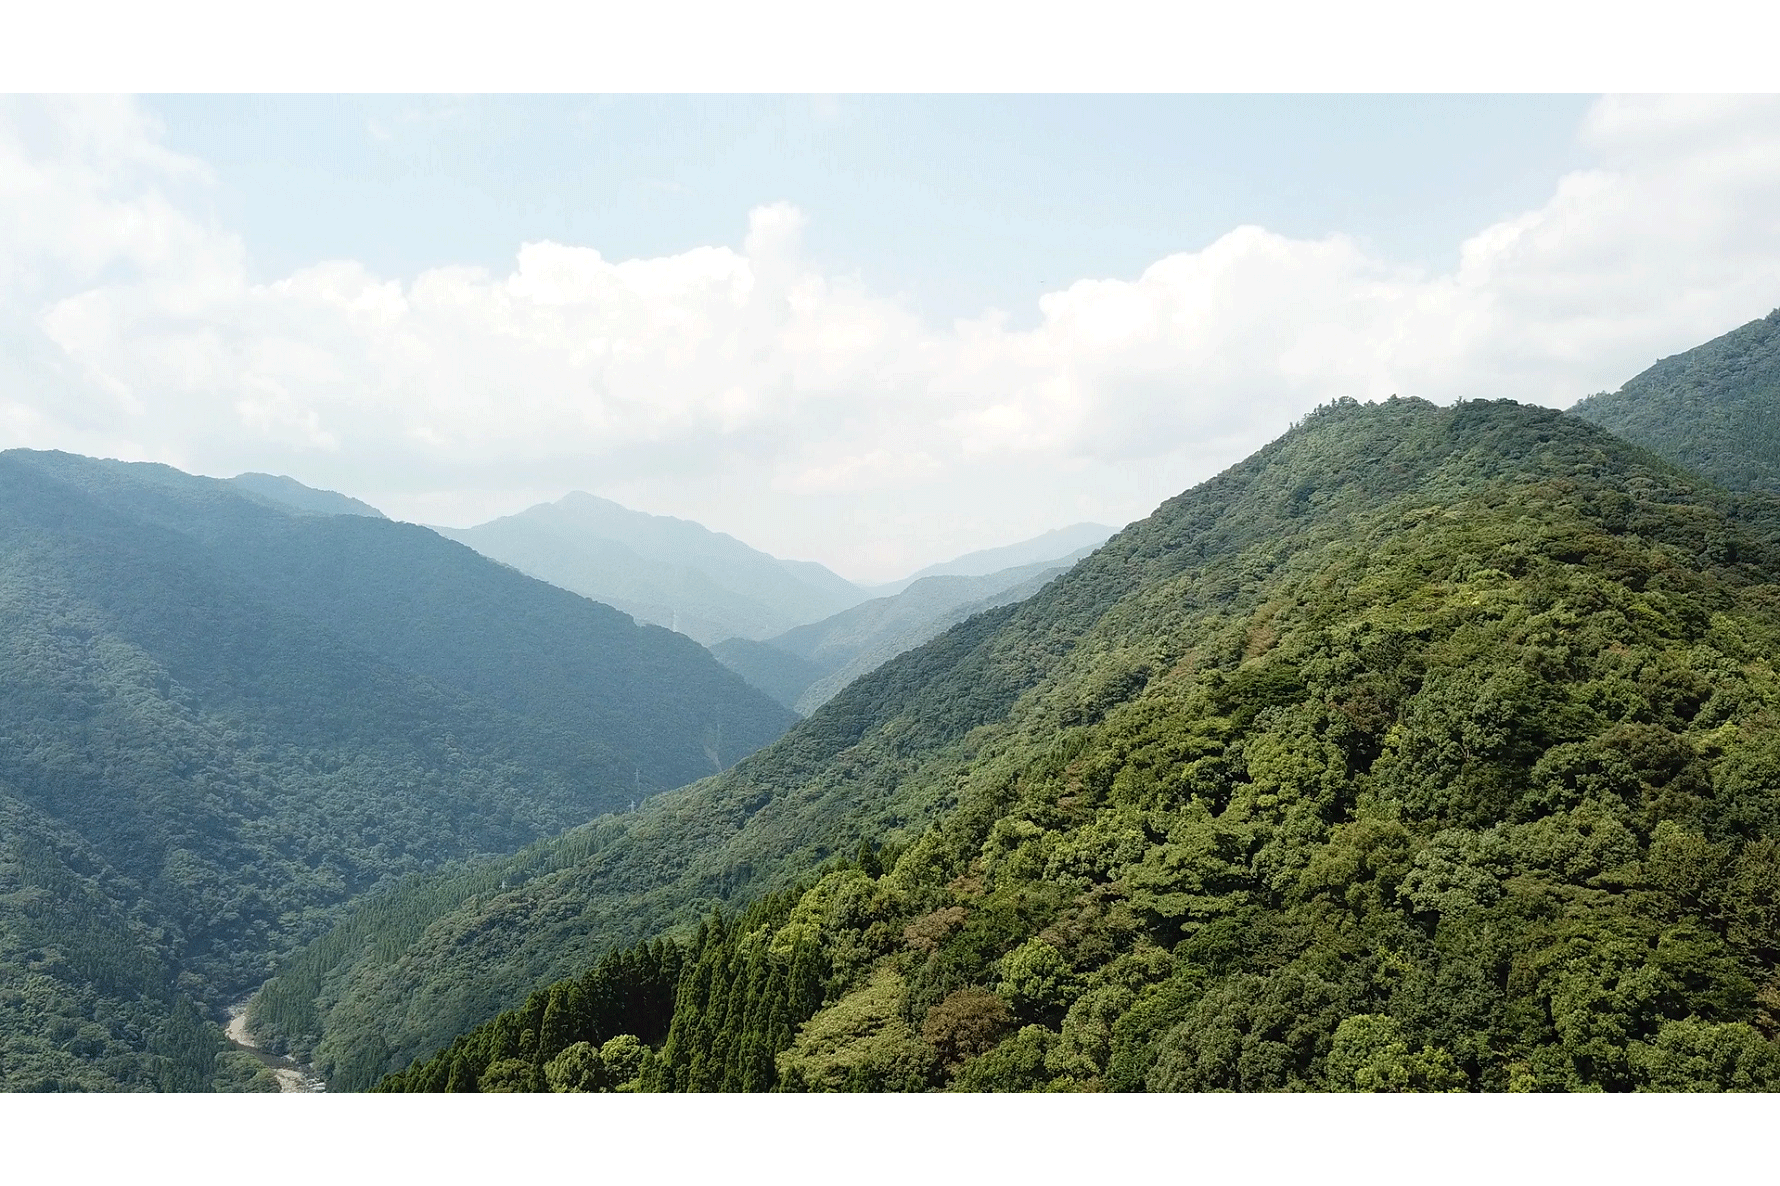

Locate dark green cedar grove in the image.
[0,450,793,1090]
[364,396,1780,1091]
[375,892,831,1093]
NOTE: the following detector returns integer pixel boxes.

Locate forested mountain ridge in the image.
[1571,307,1780,493]
[434,492,865,645]
[227,472,386,518]
[712,548,1097,714]
[0,449,793,1090]
[275,395,1780,1090]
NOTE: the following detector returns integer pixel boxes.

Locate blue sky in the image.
[6,94,1780,579]
[144,95,1594,324]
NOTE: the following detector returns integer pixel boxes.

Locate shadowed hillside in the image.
[0,449,792,1090]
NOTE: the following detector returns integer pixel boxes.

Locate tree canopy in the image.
[364,396,1780,1091]
[0,450,791,1090]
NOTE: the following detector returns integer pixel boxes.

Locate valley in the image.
[225,1003,323,1092]
[0,451,793,1089]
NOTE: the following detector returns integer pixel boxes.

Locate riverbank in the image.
[225,1002,327,1093]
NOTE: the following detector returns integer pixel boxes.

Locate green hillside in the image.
[708,638,832,711]
[1571,308,1780,493]
[286,396,1780,1090]
[0,783,282,1091]
[0,449,793,1090]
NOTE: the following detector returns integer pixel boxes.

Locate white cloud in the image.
[4,95,1780,581]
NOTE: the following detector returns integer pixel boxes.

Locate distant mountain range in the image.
[712,546,1100,714]
[862,522,1114,596]
[432,493,863,645]
[432,495,1121,682]
[435,493,1113,710]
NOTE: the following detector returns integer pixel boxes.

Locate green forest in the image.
[0,450,791,1090]
[1573,309,1780,493]
[339,389,1780,1092]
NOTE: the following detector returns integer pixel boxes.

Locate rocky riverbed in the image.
[225,1002,327,1093]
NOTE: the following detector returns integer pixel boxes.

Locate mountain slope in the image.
[0,449,793,1088]
[713,550,1095,715]
[377,395,1780,1093]
[0,782,277,1091]
[270,396,1780,1090]
[1571,307,1780,493]
[434,493,864,644]
[706,639,832,713]
[227,473,386,518]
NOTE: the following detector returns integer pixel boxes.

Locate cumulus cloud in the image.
[4,95,1780,580]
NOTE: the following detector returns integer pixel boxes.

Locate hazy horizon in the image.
[5,94,1780,580]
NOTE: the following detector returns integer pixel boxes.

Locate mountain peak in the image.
[229,472,386,518]
[555,490,629,513]
[436,493,864,643]
[872,521,1119,594]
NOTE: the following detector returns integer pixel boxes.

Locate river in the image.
[225,1002,328,1093]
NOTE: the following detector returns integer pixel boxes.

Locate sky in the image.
[4,93,1780,582]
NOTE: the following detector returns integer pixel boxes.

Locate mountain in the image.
[432,493,865,645]
[865,523,1116,596]
[0,449,793,1091]
[705,639,832,714]
[227,472,386,518]
[712,548,1097,715]
[266,394,1780,1092]
[1570,307,1780,494]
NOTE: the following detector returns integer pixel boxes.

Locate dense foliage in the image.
[375,933,685,1093]
[247,817,637,1083]
[758,450,1780,1091]
[1572,307,1780,494]
[0,450,791,1089]
[0,787,277,1091]
[296,395,1780,1090]
[258,593,1032,1085]
[375,880,847,1094]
